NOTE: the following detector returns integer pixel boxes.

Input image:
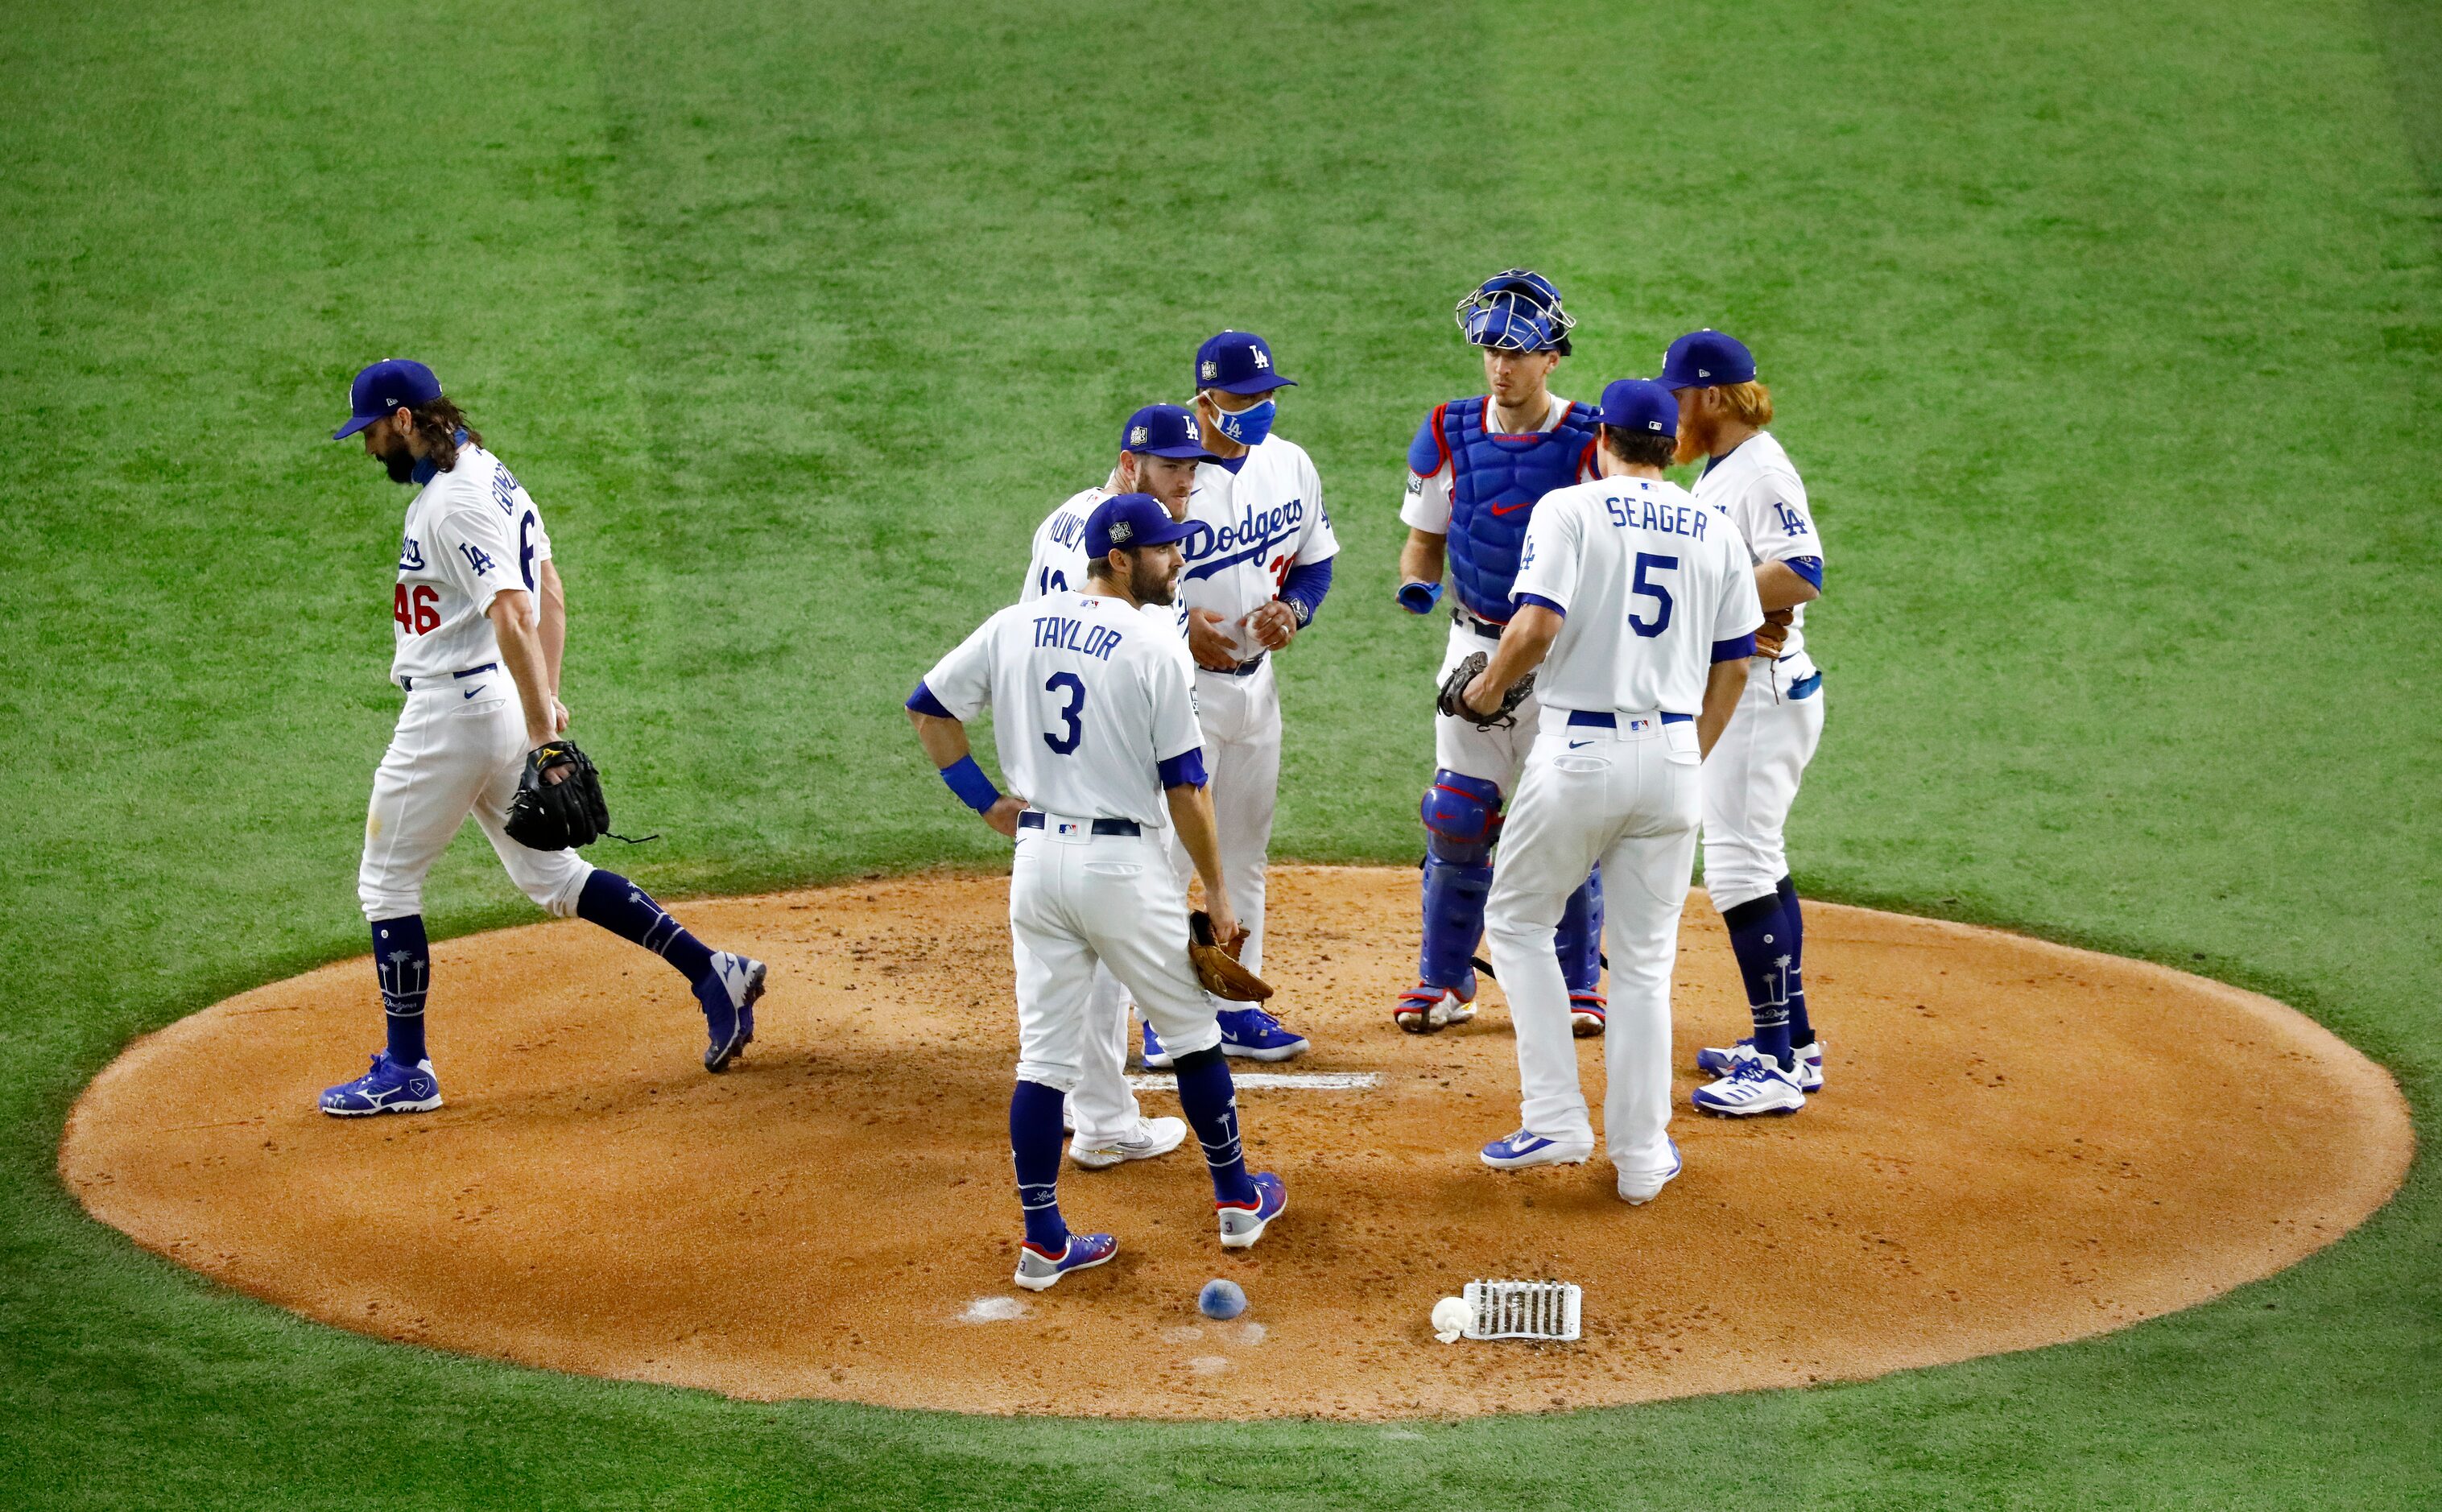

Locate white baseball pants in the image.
[359,677,592,922]
[1176,659,1282,975]
[1065,964,1144,1146]
[1484,708,1702,1171]
[1700,663,1825,911]
[1010,818,1222,1093]
[1432,619,1539,790]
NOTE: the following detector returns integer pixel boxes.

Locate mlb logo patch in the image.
[1056,820,1081,838]
[1626,717,1654,733]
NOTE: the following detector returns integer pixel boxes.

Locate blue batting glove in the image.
[1397,581,1443,616]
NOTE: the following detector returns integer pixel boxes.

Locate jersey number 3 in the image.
[1043,672,1086,755]
[393,584,440,634]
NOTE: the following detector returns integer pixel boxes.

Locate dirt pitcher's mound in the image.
[63,868,2409,1419]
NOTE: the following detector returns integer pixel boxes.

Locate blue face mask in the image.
[1210,397,1275,447]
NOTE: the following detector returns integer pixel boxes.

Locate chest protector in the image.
[1415,398,1602,622]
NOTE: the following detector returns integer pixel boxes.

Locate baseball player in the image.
[1662,332,1829,1117]
[908,493,1289,1290]
[1393,270,1609,1036]
[1455,379,1760,1204]
[1020,404,1214,1168]
[321,359,766,1117]
[1134,331,1336,1069]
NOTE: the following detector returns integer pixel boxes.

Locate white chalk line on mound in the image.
[1126,1071,1382,1092]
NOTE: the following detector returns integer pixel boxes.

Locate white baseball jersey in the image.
[1511,475,1762,716]
[920,590,1204,829]
[1399,395,1597,535]
[1022,486,1194,655]
[389,444,552,684]
[1184,436,1338,662]
[1691,432,1821,682]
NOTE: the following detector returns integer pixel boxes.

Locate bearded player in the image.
[1391,271,1607,1036]
[321,359,766,1117]
[1662,331,1830,1117]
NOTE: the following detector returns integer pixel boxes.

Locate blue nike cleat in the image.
[320,1051,442,1117]
[1013,1232,1118,1291]
[1697,1036,1824,1091]
[1217,1171,1287,1250]
[1479,1128,1594,1169]
[1217,1006,1309,1061]
[1141,1019,1174,1070]
[696,951,768,1072]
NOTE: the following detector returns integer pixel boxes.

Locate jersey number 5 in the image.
[393,584,440,634]
[1043,672,1086,755]
[1630,553,1677,638]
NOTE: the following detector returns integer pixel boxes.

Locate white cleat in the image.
[1692,1054,1808,1117]
[1616,1139,1683,1204]
[1068,1116,1188,1171]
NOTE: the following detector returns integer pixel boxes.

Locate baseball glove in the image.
[1437,651,1533,730]
[1189,909,1273,1002]
[504,739,611,851]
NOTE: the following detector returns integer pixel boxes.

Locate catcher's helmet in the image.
[1455,268,1576,356]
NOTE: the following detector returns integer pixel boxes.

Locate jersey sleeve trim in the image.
[904,681,954,719]
[1784,556,1823,590]
[1711,633,1757,663]
[1514,592,1567,618]
[1156,748,1209,789]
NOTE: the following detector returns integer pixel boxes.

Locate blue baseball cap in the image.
[334,358,443,439]
[1193,331,1296,395]
[1659,330,1756,390]
[1084,493,1199,560]
[1597,378,1678,437]
[1120,403,1221,461]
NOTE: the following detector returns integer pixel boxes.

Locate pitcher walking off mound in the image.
[1453,380,1759,1205]
[323,359,766,1117]
[909,494,1288,1291]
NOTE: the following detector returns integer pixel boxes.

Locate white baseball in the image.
[1431,1296,1472,1343]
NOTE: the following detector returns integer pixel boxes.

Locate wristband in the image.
[1396,580,1443,615]
[939,754,1001,814]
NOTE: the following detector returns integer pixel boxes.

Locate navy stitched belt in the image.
[1566,709,1693,728]
[1452,608,1505,640]
[1208,654,1267,678]
[1018,813,1142,837]
[1787,672,1823,700]
[398,662,498,692]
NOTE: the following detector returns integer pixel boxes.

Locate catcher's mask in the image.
[1456,268,1576,356]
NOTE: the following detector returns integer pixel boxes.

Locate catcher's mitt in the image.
[1437,651,1533,730]
[504,739,611,851]
[1189,909,1273,1002]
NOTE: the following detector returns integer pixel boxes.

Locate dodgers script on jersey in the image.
[1511,475,1763,715]
[1022,487,1193,653]
[1692,432,1822,682]
[390,444,552,684]
[1187,437,1338,661]
[920,590,1204,828]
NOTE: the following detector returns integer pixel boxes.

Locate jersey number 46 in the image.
[394,584,440,634]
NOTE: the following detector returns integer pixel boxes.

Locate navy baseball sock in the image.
[1170,1047,1258,1206]
[1010,1080,1068,1252]
[1776,874,1814,1048]
[372,915,430,1067]
[578,871,715,984]
[1721,894,1796,1069]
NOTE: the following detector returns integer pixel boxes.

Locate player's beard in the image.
[1130,555,1178,606]
[370,434,417,483]
[1671,413,1714,469]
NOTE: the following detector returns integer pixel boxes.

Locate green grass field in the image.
[3,0,2437,1505]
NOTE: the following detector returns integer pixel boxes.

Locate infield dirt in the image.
[61,867,2411,1419]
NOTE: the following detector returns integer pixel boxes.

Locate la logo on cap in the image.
[1250,348,1269,369]
[1130,425,1149,445]
[1200,359,1218,380]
